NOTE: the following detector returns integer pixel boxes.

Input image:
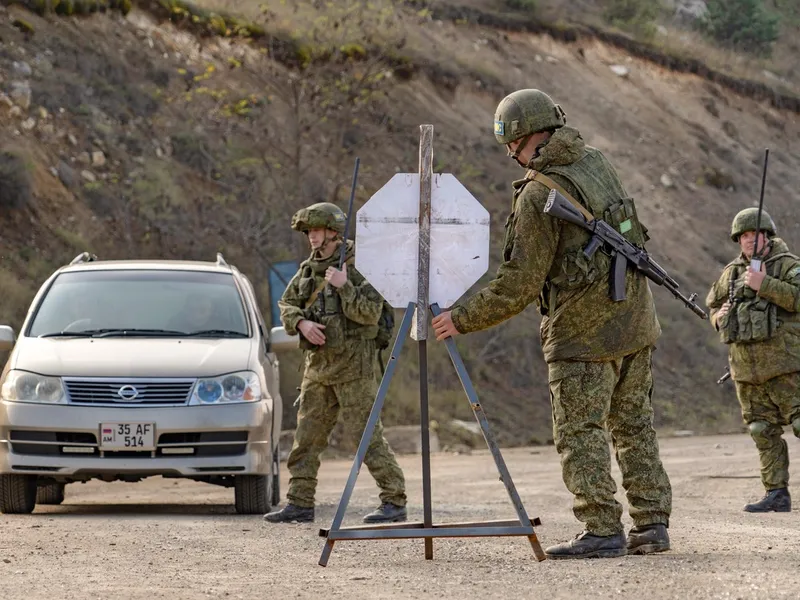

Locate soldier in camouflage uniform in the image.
[432,89,672,559]
[264,202,407,524]
[707,208,800,513]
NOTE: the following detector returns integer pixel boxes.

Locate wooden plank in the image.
[412,124,433,341]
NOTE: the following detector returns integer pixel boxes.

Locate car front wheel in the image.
[0,474,37,514]
[234,475,270,514]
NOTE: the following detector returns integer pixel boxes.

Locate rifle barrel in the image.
[339,157,361,269]
[752,148,769,262]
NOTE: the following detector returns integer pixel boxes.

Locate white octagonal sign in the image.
[355,173,490,309]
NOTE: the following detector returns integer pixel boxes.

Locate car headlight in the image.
[1,370,66,404]
[190,371,262,405]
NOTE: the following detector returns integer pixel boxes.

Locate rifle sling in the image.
[528,170,595,221]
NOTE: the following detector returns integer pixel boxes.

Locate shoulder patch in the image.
[787,266,800,280]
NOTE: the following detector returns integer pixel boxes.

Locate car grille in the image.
[64,378,195,407]
[9,430,248,458]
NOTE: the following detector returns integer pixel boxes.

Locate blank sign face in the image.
[355,173,490,308]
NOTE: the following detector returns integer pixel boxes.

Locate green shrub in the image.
[700,0,780,57]
[604,0,660,39]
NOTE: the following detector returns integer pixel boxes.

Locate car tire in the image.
[271,471,280,508]
[234,475,269,515]
[0,474,37,514]
[36,482,65,505]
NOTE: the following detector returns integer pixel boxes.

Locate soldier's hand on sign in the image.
[298,319,327,345]
[325,263,347,288]
[745,263,766,292]
[432,310,460,341]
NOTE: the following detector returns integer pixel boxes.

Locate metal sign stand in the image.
[317,126,546,566]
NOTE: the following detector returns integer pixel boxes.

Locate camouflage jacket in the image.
[450,126,661,363]
[706,238,800,384]
[279,240,382,384]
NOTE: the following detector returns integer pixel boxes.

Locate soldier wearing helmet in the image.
[706,207,800,513]
[264,202,407,524]
[432,89,672,559]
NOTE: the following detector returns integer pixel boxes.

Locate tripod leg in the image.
[318,302,416,567]
[430,304,546,562]
[419,338,433,559]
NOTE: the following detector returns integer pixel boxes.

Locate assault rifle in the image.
[716,149,770,382]
[304,157,360,331]
[543,189,708,320]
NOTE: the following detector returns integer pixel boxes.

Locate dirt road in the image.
[2,433,799,599]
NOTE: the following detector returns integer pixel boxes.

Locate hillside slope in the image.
[0,0,798,445]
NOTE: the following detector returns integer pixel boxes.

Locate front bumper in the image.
[0,400,274,479]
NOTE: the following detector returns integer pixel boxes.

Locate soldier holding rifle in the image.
[707,184,800,512]
[265,170,407,524]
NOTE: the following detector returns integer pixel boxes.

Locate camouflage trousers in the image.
[735,371,800,491]
[286,377,407,509]
[548,346,672,536]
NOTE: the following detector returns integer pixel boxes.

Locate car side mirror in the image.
[269,326,299,352]
[0,325,16,351]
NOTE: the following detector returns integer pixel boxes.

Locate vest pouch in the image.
[734,299,777,343]
[604,197,648,246]
[318,313,345,349]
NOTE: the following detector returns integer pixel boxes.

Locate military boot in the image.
[263,504,315,523]
[626,524,670,555]
[744,488,791,513]
[362,503,407,523]
[544,531,627,560]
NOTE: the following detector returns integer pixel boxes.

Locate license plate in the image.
[100,423,155,450]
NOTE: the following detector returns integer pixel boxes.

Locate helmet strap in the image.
[317,230,341,257]
[507,133,552,168]
[507,134,533,163]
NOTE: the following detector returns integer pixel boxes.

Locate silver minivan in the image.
[0,252,289,514]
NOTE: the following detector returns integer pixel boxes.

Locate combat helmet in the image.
[730,207,777,242]
[291,202,347,234]
[493,89,567,145]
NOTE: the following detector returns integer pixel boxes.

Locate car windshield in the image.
[27,269,250,338]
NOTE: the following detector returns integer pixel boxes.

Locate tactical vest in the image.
[717,251,797,344]
[296,251,379,350]
[513,146,649,314]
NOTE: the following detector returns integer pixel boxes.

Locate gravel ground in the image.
[2,433,800,599]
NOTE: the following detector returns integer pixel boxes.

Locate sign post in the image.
[317,126,546,566]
